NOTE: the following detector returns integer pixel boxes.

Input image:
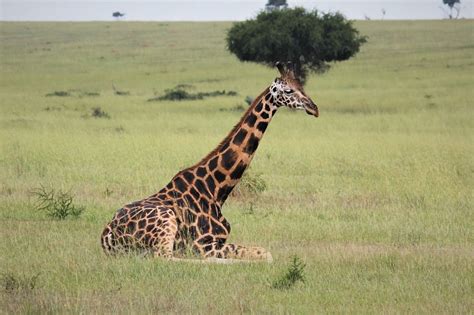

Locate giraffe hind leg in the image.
[101,225,138,255]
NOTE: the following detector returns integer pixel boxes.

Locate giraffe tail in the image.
[101,225,117,255]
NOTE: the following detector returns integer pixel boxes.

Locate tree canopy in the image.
[266,0,288,11]
[112,12,125,18]
[442,0,461,19]
[267,0,287,6]
[226,8,366,83]
[442,0,460,8]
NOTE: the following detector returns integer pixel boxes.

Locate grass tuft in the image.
[45,90,70,97]
[91,107,111,119]
[272,256,306,290]
[244,96,254,105]
[82,91,100,97]
[33,186,85,219]
[219,104,246,112]
[113,84,130,96]
[148,85,238,101]
[233,171,267,197]
[45,90,100,97]
[1,272,40,293]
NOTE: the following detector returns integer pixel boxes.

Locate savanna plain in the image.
[0,20,473,313]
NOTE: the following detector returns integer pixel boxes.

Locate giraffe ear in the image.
[275,61,285,76]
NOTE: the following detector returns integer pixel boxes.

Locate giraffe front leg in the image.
[222,243,273,262]
[203,242,273,263]
[153,234,175,259]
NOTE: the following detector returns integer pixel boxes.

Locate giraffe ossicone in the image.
[101,62,319,262]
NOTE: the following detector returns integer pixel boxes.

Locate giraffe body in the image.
[101,63,318,261]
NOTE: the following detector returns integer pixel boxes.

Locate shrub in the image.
[232,171,267,197]
[1,272,40,293]
[196,90,237,98]
[91,107,110,119]
[147,85,238,102]
[44,106,62,111]
[113,84,130,96]
[115,126,126,133]
[157,87,194,101]
[45,90,100,97]
[175,84,194,89]
[226,90,238,96]
[81,91,100,97]
[45,91,70,97]
[33,186,85,220]
[244,96,254,105]
[272,256,306,289]
[219,104,246,112]
[240,172,267,194]
[114,90,130,96]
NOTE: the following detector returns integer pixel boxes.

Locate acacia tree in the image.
[265,0,288,11]
[226,8,366,84]
[112,11,125,20]
[442,0,461,19]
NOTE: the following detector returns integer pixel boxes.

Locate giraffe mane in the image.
[276,61,304,91]
[190,86,271,168]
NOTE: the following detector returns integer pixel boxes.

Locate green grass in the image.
[1,20,473,313]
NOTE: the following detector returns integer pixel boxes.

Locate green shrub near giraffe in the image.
[1,20,472,313]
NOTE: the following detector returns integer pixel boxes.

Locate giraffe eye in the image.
[284,89,294,94]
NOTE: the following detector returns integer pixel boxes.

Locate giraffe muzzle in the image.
[304,101,319,117]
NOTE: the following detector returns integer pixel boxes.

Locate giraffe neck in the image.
[193,87,277,205]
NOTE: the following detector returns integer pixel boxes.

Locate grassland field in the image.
[0,20,473,313]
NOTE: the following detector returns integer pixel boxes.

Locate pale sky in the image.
[1,0,473,21]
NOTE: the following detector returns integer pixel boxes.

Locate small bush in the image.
[33,186,85,220]
[45,91,70,97]
[272,256,306,290]
[1,272,40,293]
[115,90,130,96]
[219,104,246,112]
[81,91,100,97]
[195,90,238,99]
[104,187,113,197]
[175,84,194,89]
[148,85,238,102]
[46,90,100,97]
[115,126,126,133]
[44,106,62,111]
[239,172,266,194]
[91,107,110,119]
[244,96,254,105]
[113,84,130,96]
[156,87,194,101]
[243,202,255,215]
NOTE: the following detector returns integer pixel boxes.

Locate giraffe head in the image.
[270,62,319,117]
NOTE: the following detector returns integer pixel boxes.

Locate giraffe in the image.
[101,62,319,262]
